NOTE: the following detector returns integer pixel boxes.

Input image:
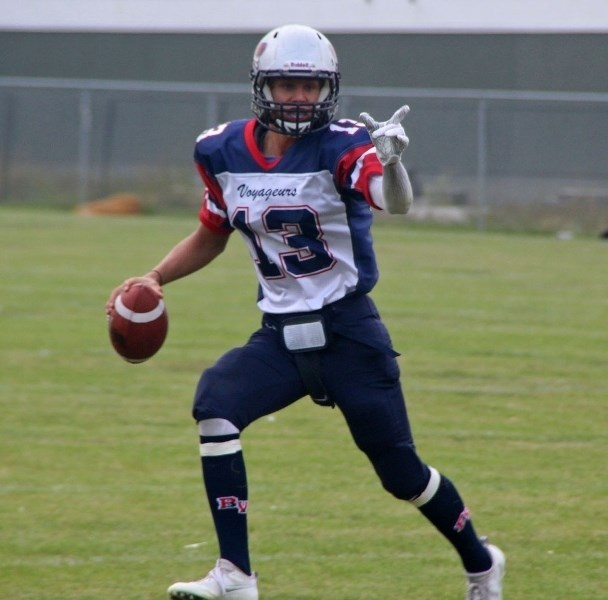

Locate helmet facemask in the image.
[252,72,339,137]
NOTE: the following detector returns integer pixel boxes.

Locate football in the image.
[109,283,168,363]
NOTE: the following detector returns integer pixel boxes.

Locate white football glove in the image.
[359,105,410,166]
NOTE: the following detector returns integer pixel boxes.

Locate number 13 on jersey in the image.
[232,206,337,280]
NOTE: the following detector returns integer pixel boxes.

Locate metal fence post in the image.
[77,89,93,204]
[476,98,488,230]
[0,92,15,201]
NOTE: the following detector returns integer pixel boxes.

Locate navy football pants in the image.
[193,294,430,500]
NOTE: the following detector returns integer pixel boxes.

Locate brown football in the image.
[109,284,168,363]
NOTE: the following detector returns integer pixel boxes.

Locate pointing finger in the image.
[390,105,410,124]
[359,112,379,131]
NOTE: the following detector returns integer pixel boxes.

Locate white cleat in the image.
[466,538,506,600]
[168,559,258,600]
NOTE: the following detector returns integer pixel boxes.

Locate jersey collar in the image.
[245,119,283,170]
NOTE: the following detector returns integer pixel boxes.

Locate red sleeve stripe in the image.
[195,162,234,233]
[204,192,228,219]
[349,147,383,206]
[199,190,233,234]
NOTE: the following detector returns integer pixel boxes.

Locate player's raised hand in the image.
[359,105,410,166]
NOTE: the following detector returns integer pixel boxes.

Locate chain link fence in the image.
[1,76,608,234]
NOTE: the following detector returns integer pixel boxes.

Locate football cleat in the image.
[465,538,505,600]
[167,559,258,600]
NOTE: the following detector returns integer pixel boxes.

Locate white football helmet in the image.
[250,24,340,137]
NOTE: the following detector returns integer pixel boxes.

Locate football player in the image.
[106,24,504,600]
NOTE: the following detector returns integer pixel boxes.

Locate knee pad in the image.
[369,444,431,501]
[192,349,251,424]
[192,363,235,423]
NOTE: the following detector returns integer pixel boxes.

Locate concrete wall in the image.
[1,31,607,93]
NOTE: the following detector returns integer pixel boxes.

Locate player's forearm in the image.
[146,225,228,285]
[370,162,413,215]
[382,161,413,215]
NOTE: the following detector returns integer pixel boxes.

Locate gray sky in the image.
[2,0,608,33]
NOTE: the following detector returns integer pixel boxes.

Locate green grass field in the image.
[1,207,606,599]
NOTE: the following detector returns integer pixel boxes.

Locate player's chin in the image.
[269,118,311,136]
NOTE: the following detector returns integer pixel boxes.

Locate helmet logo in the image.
[287,61,315,69]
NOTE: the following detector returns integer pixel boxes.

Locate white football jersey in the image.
[195,118,383,313]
